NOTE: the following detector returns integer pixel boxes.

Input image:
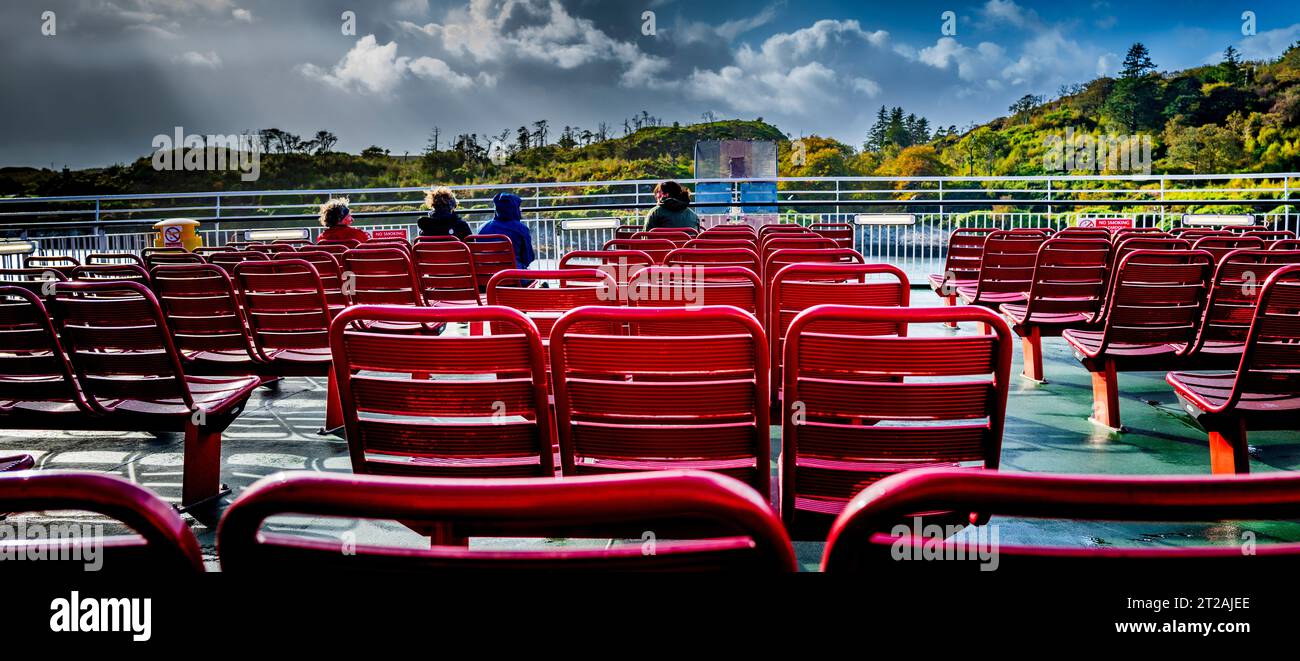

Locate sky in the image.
[1,0,1298,168]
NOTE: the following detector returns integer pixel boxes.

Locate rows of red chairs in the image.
[3,222,1300,572]
[930,226,1300,472]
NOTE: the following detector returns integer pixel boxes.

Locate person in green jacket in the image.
[645,180,700,230]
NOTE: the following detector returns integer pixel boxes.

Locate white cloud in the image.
[979,0,1038,29]
[919,37,1006,83]
[1233,23,1300,61]
[679,3,783,43]
[299,34,490,97]
[174,50,222,68]
[232,8,252,23]
[851,78,881,97]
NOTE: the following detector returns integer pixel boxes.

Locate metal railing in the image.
[2,173,1295,283]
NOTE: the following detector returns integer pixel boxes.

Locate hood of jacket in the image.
[660,197,689,212]
[492,192,523,222]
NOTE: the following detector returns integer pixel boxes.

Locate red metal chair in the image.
[145,252,206,269]
[1056,227,1113,239]
[1272,239,1300,250]
[761,247,864,287]
[685,237,758,251]
[1245,230,1296,242]
[1168,264,1300,473]
[317,238,362,250]
[781,305,1012,537]
[0,470,204,572]
[0,268,65,300]
[702,223,757,234]
[312,243,349,256]
[208,250,269,272]
[649,226,698,237]
[50,280,260,507]
[330,304,555,478]
[634,230,691,248]
[628,265,764,328]
[1192,235,1266,263]
[413,239,482,306]
[955,230,1047,310]
[150,264,263,376]
[928,227,997,301]
[613,225,642,240]
[759,235,836,270]
[0,286,87,426]
[550,305,770,493]
[1063,249,1216,430]
[759,224,812,240]
[24,255,79,278]
[467,234,519,283]
[218,470,796,572]
[233,259,343,431]
[810,222,854,249]
[1182,249,1300,369]
[603,238,675,264]
[70,263,151,286]
[247,243,297,255]
[279,250,345,315]
[1173,227,1234,241]
[0,454,34,472]
[85,252,145,265]
[664,247,761,275]
[1000,237,1112,381]
[558,250,653,302]
[486,268,618,339]
[822,467,1300,572]
[341,247,423,307]
[359,239,413,254]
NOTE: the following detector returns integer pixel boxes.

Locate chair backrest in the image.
[278,250,345,310]
[359,239,412,254]
[685,237,758,251]
[85,252,145,267]
[413,239,481,305]
[70,264,151,286]
[759,236,836,267]
[192,247,228,257]
[550,305,770,493]
[767,263,910,399]
[1245,230,1296,242]
[1190,250,1300,353]
[758,224,812,240]
[633,230,691,247]
[1019,237,1112,319]
[486,268,618,338]
[50,280,193,412]
[936,227,998,288]
[1272,239,1300,250]
[144,252,206,269]
[1173,228,1234,240]
[218,470,795,572]
[1114,227,1167,237]
[24,255,79,271]
[317,239,362,250]
[341,247,422,306]
[330,304,555,478]
[312,243,350,256]
[823,467,1300,571]
[808,222,854,249]
[247,243,297,255]
[701,225,758,238]
[762,248,865,285]
[628,266,764,328]
[467,234,518,282]
[649,226,699,237]
[150,264,257,360]
[558,249,654,274]
[233,260,332,357]
[1192,235,1266,263]
[613,225,642,240]
[1096,249,1215,347]
[0,471,203,572]
[0,286,83,408]
[664,247,761,275]
[1056,227,1113,240]
[141,247,187,257]
[603,238,675,264]
[208,250,269,271]
[1228,264,1300,401]
[0,268,65,299]
[969,230,1047,299]
[782,305,1012,526]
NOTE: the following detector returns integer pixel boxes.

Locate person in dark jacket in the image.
[419,186,472,240]
[478,192,535,269]
[645,181,700,230]
[315,197,370,244]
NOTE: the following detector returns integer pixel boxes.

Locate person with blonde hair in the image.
[420,186,471,240]
[315,197,370,244]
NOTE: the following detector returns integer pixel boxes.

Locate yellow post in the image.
[153,218,203,250]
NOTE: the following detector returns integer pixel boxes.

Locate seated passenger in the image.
[479,192,535,269]
[645,181,700,231]
[315,198,370,244]
[420,186,472,240]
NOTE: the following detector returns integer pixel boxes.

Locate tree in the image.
[1105,43,1162,131]
[864,106,889,151]
[1008,94,1043,122]
[1119,42,1156,78]
[1219,46,1245,86]
[310,130,338,155]
[701,111,717,123]
[531,120,549,147]
[515,126,531,152]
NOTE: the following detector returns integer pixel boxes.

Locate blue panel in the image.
[739,181,777,214]
[693,182,733,213]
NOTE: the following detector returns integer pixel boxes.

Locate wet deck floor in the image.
[3,289,1298,571]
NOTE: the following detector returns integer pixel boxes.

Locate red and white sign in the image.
[162,225,183,246]
[1077,217,1133,231]
[370,229,409,240]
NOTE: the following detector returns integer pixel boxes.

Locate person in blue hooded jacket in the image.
[478,192,535,269]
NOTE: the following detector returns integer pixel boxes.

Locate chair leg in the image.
[1088,359,1121,430]
[1021,327,1045,382]
[323,367,343,432]
[182,422,223,508]
[1207,419,1250,475]
[941,293,959,328]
